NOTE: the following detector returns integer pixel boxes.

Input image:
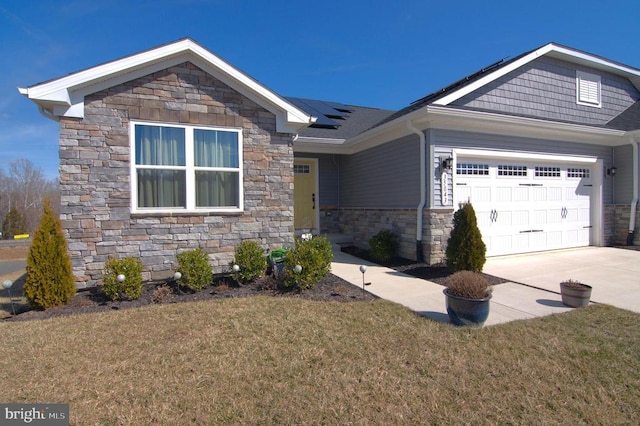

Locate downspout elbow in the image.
[407,120,426,262]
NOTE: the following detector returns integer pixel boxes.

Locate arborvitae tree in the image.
[445,203,486,273]
[2,207,27,238]
[23,199,76,309]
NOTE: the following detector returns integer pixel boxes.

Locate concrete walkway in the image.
[330,246,640,326]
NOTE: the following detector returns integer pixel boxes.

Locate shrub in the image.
[445,203,486,273]
[23,200,76,309]
[283,235,333,290]
[231,240,267,284]
[445,271,491,299]
[368,229,399,263]
[102,256,144,301]
[2,207,27,238]
[176,248,213,290]
[151,285,173,304]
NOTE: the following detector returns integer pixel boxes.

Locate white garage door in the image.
[454,159,592,256]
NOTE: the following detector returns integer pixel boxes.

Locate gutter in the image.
[407,120,426,262]
[628,133,640,245]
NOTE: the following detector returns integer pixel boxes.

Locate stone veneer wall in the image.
[605,204,640,246]
[338,208,454,265]
[59,62,294,288]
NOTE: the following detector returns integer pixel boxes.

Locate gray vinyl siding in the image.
[293,153,341,208]
[432,129,615,204]
[453,57,640,126]
[340,134,420,208]
[613,144,637,204]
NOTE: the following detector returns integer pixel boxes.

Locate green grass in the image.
[0,298,638,425]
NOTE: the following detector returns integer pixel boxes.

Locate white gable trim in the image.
[18,39,314,133]
[433,43,640,106]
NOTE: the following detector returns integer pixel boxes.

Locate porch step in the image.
[325,233,355,250]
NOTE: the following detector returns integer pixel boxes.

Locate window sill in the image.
[131,210,243,218]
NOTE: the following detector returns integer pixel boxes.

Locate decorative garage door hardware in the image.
[490,209,498,223]
[520,230,544,233]
[561,207,568,219]
[519,183,543,186]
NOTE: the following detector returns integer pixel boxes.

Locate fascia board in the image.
[20,39,312,130]
[434,43,640,106]
[426,106,627,146]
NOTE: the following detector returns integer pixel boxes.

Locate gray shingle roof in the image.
[606,101,640,131]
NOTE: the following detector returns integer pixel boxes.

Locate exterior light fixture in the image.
[3,280,16,315]
[173,271,182,281]
[607,166,618,176]
[116,274,126,283]
[293,264,303,274]
[441,157,453,170]
[359,265,370,293]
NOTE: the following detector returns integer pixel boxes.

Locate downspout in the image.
[627,133,639,245]
[407,120,426,262]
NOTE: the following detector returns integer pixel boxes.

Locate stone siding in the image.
[605,204,640,246]
[338,208,453,264]
[60,62,294,288]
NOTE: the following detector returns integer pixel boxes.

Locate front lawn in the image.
[0,298,638,424]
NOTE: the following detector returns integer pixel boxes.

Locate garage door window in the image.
[456,163,489,176]
[498,165,527,177]
[534,166,561,178]
[567,168,590,178]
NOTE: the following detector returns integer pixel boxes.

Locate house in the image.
[19,39,640,287]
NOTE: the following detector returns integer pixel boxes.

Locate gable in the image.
[19,38,313,134]
[451,56,640,126]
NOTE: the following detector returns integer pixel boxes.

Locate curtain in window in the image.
[136,125,186,208]
[137,170,186,208]
[194,129,239,207]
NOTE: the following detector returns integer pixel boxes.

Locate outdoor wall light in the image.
[441,157,453,170]
[607,166,618,176]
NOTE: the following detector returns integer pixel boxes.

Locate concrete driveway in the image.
[483,247,640,314]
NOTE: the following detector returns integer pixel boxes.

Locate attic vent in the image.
[576,71,601,107]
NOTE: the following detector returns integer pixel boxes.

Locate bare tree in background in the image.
[0,159,59,236]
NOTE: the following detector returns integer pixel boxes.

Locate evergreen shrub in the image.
[445,202,486,273]
[283,235,333,290]
[176,248,212,290]
[230,240,267,284]
[23,200,76,309]
[102,256,143,301]
[2,207,27,238]
[368,229,399,263]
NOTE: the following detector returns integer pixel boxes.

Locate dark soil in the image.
[3,273,378,322]
[340,246,508,286]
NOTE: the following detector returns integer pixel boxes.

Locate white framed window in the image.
[456,163,489,176]
[576,71,601,107]
[498,164,527,177]
[534,166,561,178]
[567,168,590,179]
[130,121,243,213]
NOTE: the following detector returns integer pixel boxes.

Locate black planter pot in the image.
[443,288,492,327]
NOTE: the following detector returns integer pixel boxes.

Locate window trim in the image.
[130,120,244,214]
[576,70,601,108]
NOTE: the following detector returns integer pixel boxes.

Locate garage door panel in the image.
[455,158,593,257]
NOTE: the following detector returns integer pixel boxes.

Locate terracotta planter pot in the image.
[560,282,592,308]
[443,288,491,327]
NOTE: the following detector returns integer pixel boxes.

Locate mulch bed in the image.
[3,273,378,322]
[340,246,508,286]
[4,247,508,322]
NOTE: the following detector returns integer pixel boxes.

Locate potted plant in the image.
[559,279,592,308]
[443,271,492,327]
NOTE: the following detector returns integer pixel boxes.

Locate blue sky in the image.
[2,0,639,179]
